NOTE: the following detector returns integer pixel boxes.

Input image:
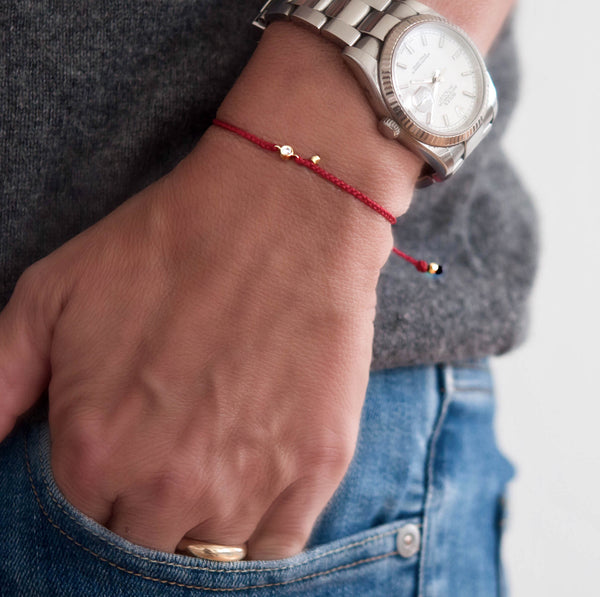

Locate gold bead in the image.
[310,155,321,165]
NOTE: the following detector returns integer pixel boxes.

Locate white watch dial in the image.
[391,22,485,137]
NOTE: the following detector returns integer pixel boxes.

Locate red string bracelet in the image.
[212,118,442,275]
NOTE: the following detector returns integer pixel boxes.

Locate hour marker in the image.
[397,82,409,89]
[461,70,474,76]
[443,114,450,127]
[451,48,463,60]
[463,90,476,98]
[439,34,445,48]
[396,62,408,69]
[426,112,432,125]
[421,34,428,46]
[403,43,415,55]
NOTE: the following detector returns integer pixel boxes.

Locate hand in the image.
[0,18,424,559]
[0,122,400,558]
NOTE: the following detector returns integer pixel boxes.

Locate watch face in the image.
[382,18,488,145]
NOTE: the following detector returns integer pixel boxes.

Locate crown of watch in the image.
[378,117,402,140]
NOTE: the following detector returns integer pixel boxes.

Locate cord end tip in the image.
[427,263,443,275]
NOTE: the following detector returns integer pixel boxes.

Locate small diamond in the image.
[279,145,294,159]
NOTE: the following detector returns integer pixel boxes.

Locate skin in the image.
[0,1,514,560]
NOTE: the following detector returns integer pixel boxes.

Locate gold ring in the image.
[176,538,247,562]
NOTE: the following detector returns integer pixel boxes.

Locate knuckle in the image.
[13,258,65,324]
[231,442,279,487]
[320,441,355,473]
[15,262,47,300]
[302,431,356,476]
[145,465,203,509]
[147,470,186,503]
[18,257,62,294]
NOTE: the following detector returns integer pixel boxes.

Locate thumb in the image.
[0,262,63,441]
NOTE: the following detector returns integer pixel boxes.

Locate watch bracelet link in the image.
[253,0,496,184]
[254,0,433,55]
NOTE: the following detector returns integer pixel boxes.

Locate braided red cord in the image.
[212,118,442,275]
[294,156,396,224]
[392,248,430,273]
[213,118,280,155]
[213,119,397,225]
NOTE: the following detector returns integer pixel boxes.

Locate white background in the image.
[496,0,600,594]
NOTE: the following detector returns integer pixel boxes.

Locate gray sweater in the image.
[0,0,538,369]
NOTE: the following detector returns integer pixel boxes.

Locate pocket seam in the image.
[26,431,404,583]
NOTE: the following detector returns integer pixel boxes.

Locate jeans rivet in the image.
[397,523,421,558]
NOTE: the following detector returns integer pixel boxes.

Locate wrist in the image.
[216,20,423,218]
[159,123,398,290]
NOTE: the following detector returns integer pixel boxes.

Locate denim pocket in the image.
[24,422,421,596]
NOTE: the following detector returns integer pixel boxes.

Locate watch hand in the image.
[431,70,442,106]
[409,71,444,87]
[409,78,434,86]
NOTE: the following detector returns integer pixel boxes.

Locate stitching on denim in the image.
[26,431,403,579]
[25,437,399,592]
[417,364,453,597]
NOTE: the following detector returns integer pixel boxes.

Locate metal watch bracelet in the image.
[252,0,497,184]
[253,0,435,45]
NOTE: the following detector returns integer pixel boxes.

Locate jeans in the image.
[0,360,514,596]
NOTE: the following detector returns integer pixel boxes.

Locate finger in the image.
[105,468,214,552]
[0,263,64,441]
[247,479,338,560]
[50,413,115,526]
[106,494,190,552]
[180,458,296,553]
[108,487,269,553]
[108,472,279,553]
[183,493,270,549]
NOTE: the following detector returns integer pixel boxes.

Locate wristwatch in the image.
[253,0,497,186]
